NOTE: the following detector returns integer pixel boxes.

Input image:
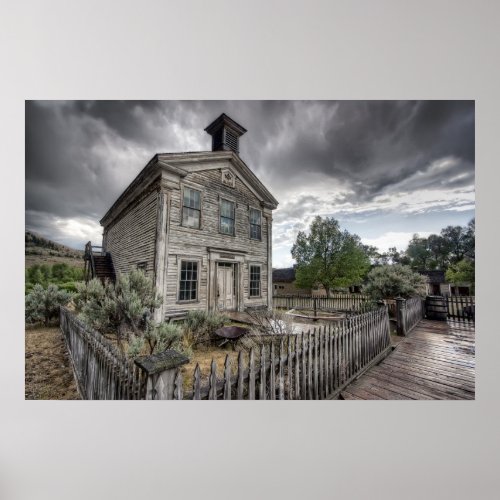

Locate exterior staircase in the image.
[84,241,116,283]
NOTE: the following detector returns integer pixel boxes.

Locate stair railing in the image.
[84,241,105,282]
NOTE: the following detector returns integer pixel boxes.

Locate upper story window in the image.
[220,199,235,235]
[182,187,201,229]
[249,208,261,240]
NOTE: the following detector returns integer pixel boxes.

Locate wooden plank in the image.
[301,334,307,399]
[237,351,244,399]
[193,363,201,400]
[319,327,324,398]
[223,355,232,400]
[278,339,285,400]
[287,337,293,400]
[307,331,313,399]
[294,336,301,400]
[208,359,217,400]
[259,344,266,400]
[269,342,276,400]
[248,348,255,400]
[369,366,474,400]
[342,318,475,400]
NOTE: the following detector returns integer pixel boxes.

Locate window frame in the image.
[177,259,201,303]
[249,207,262,241]
[219,197,236,236]
[249,263,262,298]
[181,185,202,230]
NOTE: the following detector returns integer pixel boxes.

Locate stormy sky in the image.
[25,100,475,268]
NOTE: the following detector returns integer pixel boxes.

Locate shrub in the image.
[237,308,295,352]
[364,264,427,301]
[25,263,85,295]
[183,310,229,346]
[145,322,183,354]
[127,322,185,359]
[25,284,72,325]
[75,269,162,343]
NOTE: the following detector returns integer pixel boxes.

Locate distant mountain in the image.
[25,231,84,268]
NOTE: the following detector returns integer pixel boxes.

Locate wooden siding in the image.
[341,319,475,400]
[163,168,270,314]
[103,187,159,278]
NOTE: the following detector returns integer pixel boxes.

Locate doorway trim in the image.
[207,247,246,312]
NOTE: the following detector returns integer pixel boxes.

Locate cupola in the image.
[204,113,247,154]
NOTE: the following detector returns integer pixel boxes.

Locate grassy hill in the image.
[25,231,85,268]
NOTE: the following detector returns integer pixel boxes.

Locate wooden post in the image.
[396,297,407,336]
[134,350,189,400]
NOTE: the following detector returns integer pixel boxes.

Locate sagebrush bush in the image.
[25,284,73,325]
[364,264,427,300]
[183,310,229,346]
[127,322,185,359]
[75,269,162,343]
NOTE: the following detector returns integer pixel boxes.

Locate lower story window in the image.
[250,265,261,297]
[179,260,198,301]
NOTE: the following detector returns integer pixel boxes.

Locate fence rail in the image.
[447,295,475,322]
[273,294,370,312]
[60,307,145,400]
[404,296,425,334]
[60,305,391,400]
[181,306,391,400]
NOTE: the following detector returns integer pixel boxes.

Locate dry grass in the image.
[25,325,80,400]
[25,253,85,269]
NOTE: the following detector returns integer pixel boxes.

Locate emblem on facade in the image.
[221,169,236,188]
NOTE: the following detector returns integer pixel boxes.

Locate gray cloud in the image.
[25,100,475,254]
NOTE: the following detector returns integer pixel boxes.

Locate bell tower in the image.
[204,113,247,154]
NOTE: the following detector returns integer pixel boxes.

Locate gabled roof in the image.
[156,150,278,208]
[272,267,296,283]
[100,150,278,227]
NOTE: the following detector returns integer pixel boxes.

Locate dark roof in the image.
[204,113,247,136]
[272,267,296,283]
[419,270,446,284]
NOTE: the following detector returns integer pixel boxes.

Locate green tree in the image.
[291,216,370,296]
[406,235,432,270]
[440,225,468,263]
[427,234,450,269]
[463,218,475,260]
[364,264,427,301]
[445,259,475,290]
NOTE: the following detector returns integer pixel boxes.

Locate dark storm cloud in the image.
[25,100,474,250]
[257,100,474,199]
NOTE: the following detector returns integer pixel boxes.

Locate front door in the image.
[217,263,236,310]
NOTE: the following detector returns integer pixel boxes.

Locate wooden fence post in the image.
[134,350,189,400]
[396,297,407,336]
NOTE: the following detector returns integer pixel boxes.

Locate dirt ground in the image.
[25,325,80,400]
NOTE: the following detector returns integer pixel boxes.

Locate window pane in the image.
[221,217,234,235]
[221,199,234,218]
[184,188,201,210]
[250,224,261,240]
[250,208,261,225]
[182,207,200,228]
[179,261,198,301]
[250,265,261,297]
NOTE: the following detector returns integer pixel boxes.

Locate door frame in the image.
[216,262,238,311]
[207,247,246,312]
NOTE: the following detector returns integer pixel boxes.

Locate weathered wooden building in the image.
[97,114,278,321]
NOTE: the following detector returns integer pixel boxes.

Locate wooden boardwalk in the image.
[340,319,475,400]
